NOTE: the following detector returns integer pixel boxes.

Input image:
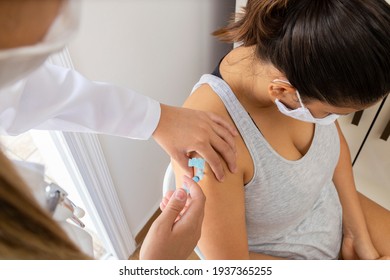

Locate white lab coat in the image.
[0,62,161,139]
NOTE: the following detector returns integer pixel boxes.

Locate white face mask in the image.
[273,79,340,125]
[0,0,80,89]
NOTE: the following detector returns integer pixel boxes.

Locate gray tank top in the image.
[192,74,343,259]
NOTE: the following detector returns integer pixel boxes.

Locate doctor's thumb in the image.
[183,175,205,201]
[181,175,206,217]
[160,188,188,224]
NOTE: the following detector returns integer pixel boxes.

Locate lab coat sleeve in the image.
[5,62,161,140]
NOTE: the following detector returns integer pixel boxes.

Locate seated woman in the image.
[172,0,390,259]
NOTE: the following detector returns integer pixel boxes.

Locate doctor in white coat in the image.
[0,0,238,259]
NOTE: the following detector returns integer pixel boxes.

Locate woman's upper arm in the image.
[172,84,250,259]
[333,121,354,184]
[197,165,249,259]
[173,157,249,259]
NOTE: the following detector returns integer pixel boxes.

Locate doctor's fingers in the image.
[210,125,238,171]
[176,176,205,229]
[160,202,189,223]
[160,190,174,211]
[160,191,190,223]
[181,111,237,181]
[158,188,189,226]
[196,134,238,183]
[206,112,239,139]
[183,175,205,202]
[206,112,238,171]
[207,114,238,161]
[160,191,190,212]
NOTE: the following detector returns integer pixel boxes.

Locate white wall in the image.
[67,0,235,236]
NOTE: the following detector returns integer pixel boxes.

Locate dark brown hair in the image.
[0,150,90,259]
[214,0,390,107]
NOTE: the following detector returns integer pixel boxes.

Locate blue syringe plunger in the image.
[188,158,205,181]
[192,176,200,183]
[188,158,205,169]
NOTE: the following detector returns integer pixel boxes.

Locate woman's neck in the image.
[220,46,282,112]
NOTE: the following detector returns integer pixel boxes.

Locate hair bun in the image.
[213,0,289,46]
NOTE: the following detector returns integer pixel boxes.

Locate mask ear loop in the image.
[295,90,306,109]
[272,79,306,108]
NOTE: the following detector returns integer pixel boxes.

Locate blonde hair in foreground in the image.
[0,149,90,259]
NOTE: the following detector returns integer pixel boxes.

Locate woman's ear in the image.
[268,80,296,101]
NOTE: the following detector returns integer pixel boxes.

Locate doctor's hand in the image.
[140,176,205,260]
[153,104,238,182]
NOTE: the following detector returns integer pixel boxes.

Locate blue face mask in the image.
[273,79,340,125]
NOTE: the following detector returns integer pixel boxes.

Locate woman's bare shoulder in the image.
[183,83,232,122]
